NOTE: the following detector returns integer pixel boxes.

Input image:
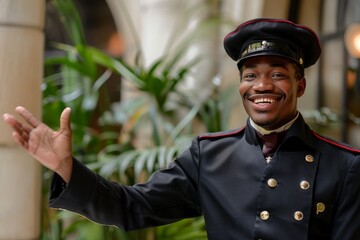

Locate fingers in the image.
[3,113,31,134]
[2,114,29,148]
[12,131,29,149]
[4,106,71,139]
[3,113,17,127]
[15,106,41,128]
[3,112,31,145]
[60,107,72,133]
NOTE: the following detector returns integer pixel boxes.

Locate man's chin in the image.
[250,114,277,129]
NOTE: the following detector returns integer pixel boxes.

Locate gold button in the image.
[267,178,278,188]
[294,211,304,221]
[300,181,310,190]
[260,211,270,220]
[316,202,326,215]
[305,154,314,163]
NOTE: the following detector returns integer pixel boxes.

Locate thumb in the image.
[60,107,72,133]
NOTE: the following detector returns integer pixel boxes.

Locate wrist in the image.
[57,157,73,183]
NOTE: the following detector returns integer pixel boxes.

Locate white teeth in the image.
[254,98,276,104]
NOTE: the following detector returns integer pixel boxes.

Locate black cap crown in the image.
[224,18,321,69]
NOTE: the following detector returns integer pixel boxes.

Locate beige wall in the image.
[0,0,45,239]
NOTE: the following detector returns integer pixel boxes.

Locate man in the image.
[3,18,360,240]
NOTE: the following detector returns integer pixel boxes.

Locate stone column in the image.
[0,0,45,239]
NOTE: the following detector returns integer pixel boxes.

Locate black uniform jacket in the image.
[49,114,360,240]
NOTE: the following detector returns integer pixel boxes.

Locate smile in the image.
[247,94,283,105]
[253,98,276,104]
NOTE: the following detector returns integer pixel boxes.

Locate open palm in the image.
[3,106,73,182]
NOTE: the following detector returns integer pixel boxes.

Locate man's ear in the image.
[297,78,306,97]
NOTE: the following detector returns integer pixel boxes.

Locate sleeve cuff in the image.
[49,158,98,212]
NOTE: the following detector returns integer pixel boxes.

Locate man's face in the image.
[239,56,306,130]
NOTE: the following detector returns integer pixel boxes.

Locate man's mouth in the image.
[253,98,276,104]
[247,94,283,105]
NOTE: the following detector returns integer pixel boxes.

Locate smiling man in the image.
[3,18,360,240]
[239,56,305,129]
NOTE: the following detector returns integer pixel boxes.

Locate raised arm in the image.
[3,106,73,182]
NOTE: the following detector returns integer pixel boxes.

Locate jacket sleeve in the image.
[330,155,360,240]
[49,145,202,231]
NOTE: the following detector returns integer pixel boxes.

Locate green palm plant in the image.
[41,0,235,239]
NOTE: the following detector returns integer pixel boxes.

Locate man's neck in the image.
[250,112,299,135]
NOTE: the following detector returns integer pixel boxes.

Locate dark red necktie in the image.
[257,131,287,162]
[261,133,279,157]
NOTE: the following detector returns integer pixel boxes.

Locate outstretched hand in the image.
[3,106,73,183]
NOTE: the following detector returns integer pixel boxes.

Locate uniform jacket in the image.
[49,114,360,240]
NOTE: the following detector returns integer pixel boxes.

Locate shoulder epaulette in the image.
[312,130,360,153]
[199,127,245,140]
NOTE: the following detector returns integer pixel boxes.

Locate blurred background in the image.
[0,0,359,239]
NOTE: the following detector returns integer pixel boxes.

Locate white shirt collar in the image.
[250,112,299,135]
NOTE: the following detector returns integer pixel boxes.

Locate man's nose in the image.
[252,76,274,91]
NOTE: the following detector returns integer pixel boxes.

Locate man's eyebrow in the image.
[269,63,288,69]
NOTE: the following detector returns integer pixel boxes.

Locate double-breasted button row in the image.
[259,210,304,221]
[266,179,310,190]
[259,154,314,224]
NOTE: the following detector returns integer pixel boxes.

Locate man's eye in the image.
[242,74,256,81]
[271,73,286,79]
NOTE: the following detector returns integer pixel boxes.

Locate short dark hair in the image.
[293,63,305,80]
